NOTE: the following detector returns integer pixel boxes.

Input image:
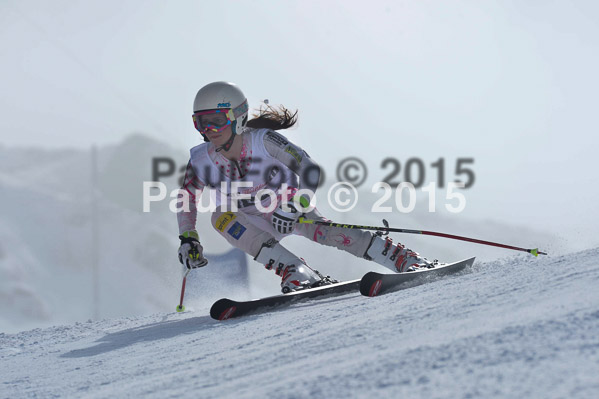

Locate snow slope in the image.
[1,248,598,399]
[0,134,566,333]
[0,135,255,333]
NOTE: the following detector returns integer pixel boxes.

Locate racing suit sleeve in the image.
[262,130,321,204]
[177,160,205,234]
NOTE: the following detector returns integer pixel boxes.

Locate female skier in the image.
[177,81,433,293]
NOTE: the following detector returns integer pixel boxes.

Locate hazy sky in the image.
[1,0,598,247]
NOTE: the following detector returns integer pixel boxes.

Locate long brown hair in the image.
[246,104,298,130]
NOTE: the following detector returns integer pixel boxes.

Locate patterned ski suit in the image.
[177,128,373,288]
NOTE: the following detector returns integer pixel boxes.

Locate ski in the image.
[210,257,476,320]
[210,279,361,320]
[360,257,476,297]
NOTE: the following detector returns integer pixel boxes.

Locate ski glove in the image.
[271,202,301,235]
[178,231,208,269]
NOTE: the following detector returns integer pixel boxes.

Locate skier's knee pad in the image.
[211,210,239,234]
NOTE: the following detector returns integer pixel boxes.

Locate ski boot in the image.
[364,235,437,273]
[255,239,336,293]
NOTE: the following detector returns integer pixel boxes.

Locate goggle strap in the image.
[232,99,248,119]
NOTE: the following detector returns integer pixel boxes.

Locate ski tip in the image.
[218,306,237,321]
[368,280,383,297]
[176,305,185,313]
[210,299,238,320]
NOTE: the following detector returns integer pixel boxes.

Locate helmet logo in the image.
[217,102,231,108]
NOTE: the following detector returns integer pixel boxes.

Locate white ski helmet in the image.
[192,81,249,136]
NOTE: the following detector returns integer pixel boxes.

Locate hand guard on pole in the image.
[271,202,301,235]
[178,231,208,269]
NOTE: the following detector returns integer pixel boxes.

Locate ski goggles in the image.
[192,108,233,135]
[192,99,249,135]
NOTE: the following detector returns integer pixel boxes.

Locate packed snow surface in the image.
[2,249,598,399]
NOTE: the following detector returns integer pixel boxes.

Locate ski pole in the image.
[176,269,191,312]
[298,217,547,257]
